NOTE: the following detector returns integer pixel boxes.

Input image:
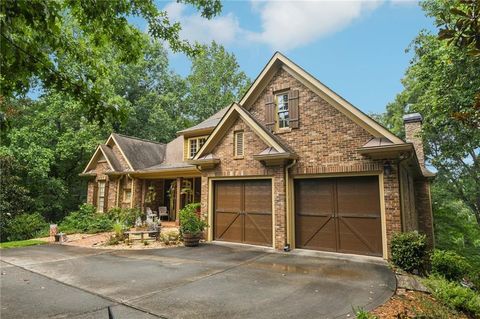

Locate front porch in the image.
[138,176,202,224]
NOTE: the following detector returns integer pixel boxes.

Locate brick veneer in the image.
[200,68,404,255]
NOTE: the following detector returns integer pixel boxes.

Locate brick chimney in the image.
[403,113,425,168]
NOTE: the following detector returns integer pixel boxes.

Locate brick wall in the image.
[201,67,404,255]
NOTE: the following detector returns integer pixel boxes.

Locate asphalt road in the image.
[0,243,395,319]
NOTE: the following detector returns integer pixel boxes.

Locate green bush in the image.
[424,275,480,317]
[179,203,206,235]
[59,203,113,234]
[4,212,49,241]
[391,231,429,273]
[431,250,471,282]
[353,307,378,319]
[107,207,141,227]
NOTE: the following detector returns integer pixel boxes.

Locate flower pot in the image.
[183,233,201,247]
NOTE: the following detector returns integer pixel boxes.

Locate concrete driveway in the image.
[0,243,395,319]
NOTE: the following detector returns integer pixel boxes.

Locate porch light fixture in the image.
[383,161,392,176]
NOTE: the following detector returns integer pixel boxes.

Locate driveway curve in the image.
[1,243,395,319]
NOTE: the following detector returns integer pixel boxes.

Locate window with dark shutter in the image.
[288,90,299,128]
[265,95,276,131]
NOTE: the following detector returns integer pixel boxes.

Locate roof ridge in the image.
[112,133,166,145]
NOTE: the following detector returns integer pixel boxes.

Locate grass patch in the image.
[0,239,47,249]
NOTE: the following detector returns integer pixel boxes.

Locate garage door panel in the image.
[337,217,382,255]
[214,212,242,243]
[244,213,272,246]
[295,216,336,251]
[337,177,380,216]
[295,179,334,215]
[244,180,272,213]
[295,176,382,257]
[214,180,272,247]
[215,181,241,212]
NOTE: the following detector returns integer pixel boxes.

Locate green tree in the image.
[382,1,480,225]
[186,41,251,121]
[1,93,110,221]
[0,0,221,122]
[436,0,480,56]
[112,40,190,142]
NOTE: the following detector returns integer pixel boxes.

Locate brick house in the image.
[81,52,434,259]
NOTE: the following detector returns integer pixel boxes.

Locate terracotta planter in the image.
[183,233,201,247]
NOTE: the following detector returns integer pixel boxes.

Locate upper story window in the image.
[188,136,207,159]
[276,93,289,129]
[234,131,244,158]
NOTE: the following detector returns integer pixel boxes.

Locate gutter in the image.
[284,159,297,251]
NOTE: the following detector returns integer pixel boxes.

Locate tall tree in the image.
[382,1,480,225]
[186,41,251,121]
[112,40,190,142]
[0,93,110,221]
[0,0,221,122]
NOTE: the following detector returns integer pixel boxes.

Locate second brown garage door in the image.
[295,176,382,256]
[214,180,272,247]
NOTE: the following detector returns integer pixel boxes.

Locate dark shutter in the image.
[265,95,276,131]
[93,183,98,207]
[288,90,299,128]
[103,181,109,212]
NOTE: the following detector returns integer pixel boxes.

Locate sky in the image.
[130,0,436,115]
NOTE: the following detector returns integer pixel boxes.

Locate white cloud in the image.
[247,0,382,51]
[164,2,242,44]
[161,1,386,51]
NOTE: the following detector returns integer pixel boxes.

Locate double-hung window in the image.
[97,181,106,213]
[276,93,289,128]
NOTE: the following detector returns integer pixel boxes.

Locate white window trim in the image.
[188,136,207,159]
[276,92,290,129]
[97,181,106,213]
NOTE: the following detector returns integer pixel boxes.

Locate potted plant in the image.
[179,203,207,247]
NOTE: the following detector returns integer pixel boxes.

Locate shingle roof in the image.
[112,133,166,170]
[177,106,229,134]
[99,144,123,171]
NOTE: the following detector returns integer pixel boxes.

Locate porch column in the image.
[176,177,182,225]
[141,179,146,213]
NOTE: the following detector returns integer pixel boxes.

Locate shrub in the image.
[179,203,206,236]
[160,229,180,245]
[59,203,113,234]
[107,207,141,227]
[353,307,378,319]
[391,231,429,273]
[4,212,49,241]
[431,250,471,282]
[424,275,480,317]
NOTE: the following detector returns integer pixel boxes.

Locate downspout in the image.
[284,159,297,251]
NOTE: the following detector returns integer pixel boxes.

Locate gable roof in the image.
[82,144,120,174]
[107,133,166,170]
[239,52,404,145]
[177,106,229,136]
[193,103,295,160]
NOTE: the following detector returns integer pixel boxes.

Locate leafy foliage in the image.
[186,41,251,121]
[179,203,206,235]
[0,0,222,121]
[59,204,113,234]
[431,250,472,282]
[3,212,49,242]
[107,207,142,228]
[435,0,480,56]
[380,0,480,226]
[423,275,480,317]
[391,231,429,273]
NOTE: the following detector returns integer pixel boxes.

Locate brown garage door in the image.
[295,176,382,256]
[214,180,272,247]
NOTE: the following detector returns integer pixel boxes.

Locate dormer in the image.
[176,107,229,160]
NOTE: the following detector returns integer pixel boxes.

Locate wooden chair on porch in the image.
[158,206,169,221]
